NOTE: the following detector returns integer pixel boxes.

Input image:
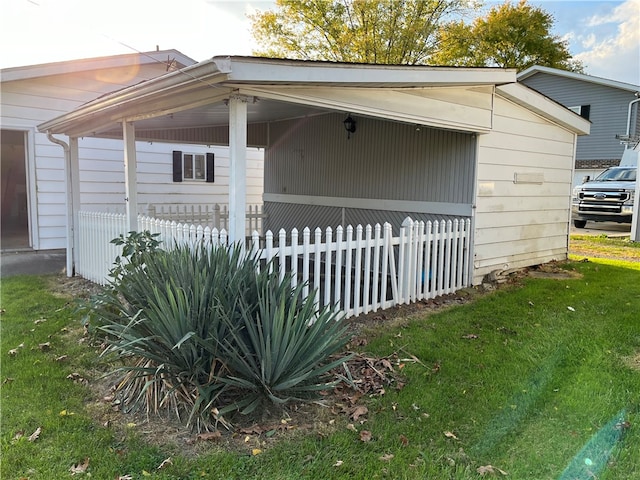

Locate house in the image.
[518,65,640,186]
[0,51,264,252]
[37,56,590,292]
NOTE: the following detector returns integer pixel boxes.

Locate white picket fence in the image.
[145,203,266,236]
[77,211,471,318]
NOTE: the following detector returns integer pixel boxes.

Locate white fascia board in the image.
[222,56,516,86]
[518,65,640,93]
[38,60,228,135]
[496,83,591,135]
[1,50,196,83]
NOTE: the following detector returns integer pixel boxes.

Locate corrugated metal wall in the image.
[265,112,475,202]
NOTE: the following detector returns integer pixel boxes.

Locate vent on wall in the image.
[513,172,544,184]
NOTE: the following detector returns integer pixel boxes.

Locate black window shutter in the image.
[172,150,182,182]
[206,152,215,183]
[580,105,591,120]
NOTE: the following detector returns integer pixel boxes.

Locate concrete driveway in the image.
[570,221,631,237]
[1,250,67,278]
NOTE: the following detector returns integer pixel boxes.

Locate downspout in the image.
[46,132,74,277]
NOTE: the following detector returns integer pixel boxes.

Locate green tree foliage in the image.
[432,0,583,71]
[250,0,474,64]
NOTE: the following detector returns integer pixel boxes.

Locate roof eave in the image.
[38,59,230,136]
[518,65,640,93]
[497,83,591,135]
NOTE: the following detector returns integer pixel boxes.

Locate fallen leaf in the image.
[8,349,18,356]
[13,431,24,440]
[116,476,133,480]
[399,434,409,446]
[55,355,68,362]
[70,457,90,475]
[157,457,172,469]
[196,431,222,442]
[333,460,344,467]
[567,306,575,312]
[251,448,263,456]
[38,342,51,351]
[346,423,357,432]
[359,430,372,442]
[142,470,151,477]
[477,465,508,476]
[34,318,47,324]
[3,377,14,384]
[350,405,368,421]
[444,431,458,440]
[379,454,394,462]
[59,410,75,416]
[28,427,42,442]
[462,334,478,339]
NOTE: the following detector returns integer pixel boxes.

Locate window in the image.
[173,151,214,182]
[568,105,590,120]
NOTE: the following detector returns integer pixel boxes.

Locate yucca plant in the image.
[216,270,352,415]
[87,241,261,429]
[86,233,352,430]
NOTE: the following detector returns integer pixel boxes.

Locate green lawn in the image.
[2,258,639,479]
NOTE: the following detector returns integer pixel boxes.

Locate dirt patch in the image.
[622,352,640,371]
[527,262,584,280]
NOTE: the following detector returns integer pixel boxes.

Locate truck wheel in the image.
[573,220,587,228]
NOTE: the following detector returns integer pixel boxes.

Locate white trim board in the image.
[263,194,473,217]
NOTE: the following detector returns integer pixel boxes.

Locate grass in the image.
[2,258,639,479]
[570,233,640,261]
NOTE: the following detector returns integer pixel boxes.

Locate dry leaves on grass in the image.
[28,427,42,442]
[477,464,508,476]
[70,457,90,475]
[359,430,372,442]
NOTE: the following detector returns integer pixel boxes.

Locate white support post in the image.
[228,94,248,243]
[68,138,81,276]
[631,171,640,241]
[123,122,138,232]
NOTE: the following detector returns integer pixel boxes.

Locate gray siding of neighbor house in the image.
[520,73,639,166]
[263,112,475,232]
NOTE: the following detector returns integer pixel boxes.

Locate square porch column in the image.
[123,121,138,231]
[68,137,81,276]
[228,94,248,243]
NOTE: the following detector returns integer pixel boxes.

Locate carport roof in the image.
[38,56,519,138]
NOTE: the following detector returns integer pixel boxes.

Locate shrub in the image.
[217,272,351,414]
[86,234,350,430]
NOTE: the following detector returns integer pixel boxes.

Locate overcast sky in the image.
[1,0,638,85]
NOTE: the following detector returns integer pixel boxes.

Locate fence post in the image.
[213,204,221,230]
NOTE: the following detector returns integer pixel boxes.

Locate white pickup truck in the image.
[571,147,638,229]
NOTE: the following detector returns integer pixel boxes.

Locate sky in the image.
[0,0,638,85]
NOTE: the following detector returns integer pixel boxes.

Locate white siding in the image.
[474,94,577,283]
[1,64,264,250]
[77,138,264,213]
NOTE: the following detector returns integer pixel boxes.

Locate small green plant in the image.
[109,230,161,283]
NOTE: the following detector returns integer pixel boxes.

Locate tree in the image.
[431,0,583,72]
[250,0,475,65]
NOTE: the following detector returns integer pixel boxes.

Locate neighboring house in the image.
[38,56,590,288]
[518,65,640,186]
[0,51,264,252]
